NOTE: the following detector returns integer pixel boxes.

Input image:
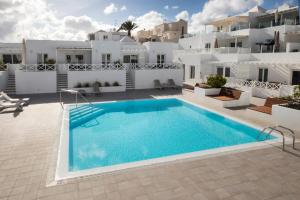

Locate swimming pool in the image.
[57,98,276,179]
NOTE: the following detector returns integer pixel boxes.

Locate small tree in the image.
[206,75,227,88]
[117,21,138,37]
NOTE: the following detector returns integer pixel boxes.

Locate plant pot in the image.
[194,87,221,97]
[272,104,300,133]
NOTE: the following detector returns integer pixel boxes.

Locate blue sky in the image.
[49,0,297,25]
[0,0,298,42]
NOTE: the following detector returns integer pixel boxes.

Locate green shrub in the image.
[94,81,101,87]
[46,59,56,64]
[75,82,82,88]
[104,82,110,87]
[83,82,90,87]
[112,81,120,86]
[206,75,227,88]
[294,85,300,99]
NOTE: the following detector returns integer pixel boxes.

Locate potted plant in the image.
[104,82,110,87]
[112,81,120,86]
[272,85,300,132]
[195,75,227,97]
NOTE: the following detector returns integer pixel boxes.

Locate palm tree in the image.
[117,20,138,37]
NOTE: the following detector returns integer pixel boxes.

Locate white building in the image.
[174,4,300,91]
[0,30,182,94]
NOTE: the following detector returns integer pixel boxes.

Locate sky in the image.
[0,0,298,42]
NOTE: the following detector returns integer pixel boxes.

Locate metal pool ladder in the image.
[257,125,296,151]
[59,89,96,113]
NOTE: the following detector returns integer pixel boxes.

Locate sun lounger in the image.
[248,97,287,115]
[166,79,180,89]
[154,80,163,90]
[0,100,24,112]
[0,91,30,105]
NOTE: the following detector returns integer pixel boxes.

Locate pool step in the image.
[70,106,94,117]
[70,108,105,128]
[69,105,91,114]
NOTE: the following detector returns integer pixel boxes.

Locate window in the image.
[3,54,12,64]
[205,43,211,49]
[37,53,48,64]
[225,67,231,77]
[217,67,224,76]
[103,35,108,40]
[88,34,95,40]
[292,71,300,85]
[123,55,138,63]
[102,54,111,64]
[190,66,195,79]
[157,54,165,64]
[66,55,71,64]
[75,55,84,64]
[13,54,22,64]
[258,68,268,82]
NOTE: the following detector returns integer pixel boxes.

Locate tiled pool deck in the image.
[0,89,300,200]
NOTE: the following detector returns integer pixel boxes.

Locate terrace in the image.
[0,90,300,200]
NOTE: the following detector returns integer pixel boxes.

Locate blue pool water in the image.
[69,98,275,171]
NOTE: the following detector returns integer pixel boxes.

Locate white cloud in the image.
[103,3,118,15]
[103,3,127,15]
[133,11,164,31]
[0,0,114,42]
[128,15,135,21]
[164,5,169,10]
[175,11,189,21]
[189,0,264,33]
[172,6,179,9]
[120,5,127,11]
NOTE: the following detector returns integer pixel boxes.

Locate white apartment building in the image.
[0,30,182,94]
[174,4,300,89]
[136,20,188,43]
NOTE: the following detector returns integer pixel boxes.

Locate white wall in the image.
[144,42,179,63]
[25,40,91,64]
[0,71,8,91]
[15,71,57,94]
[68,70,126,88]
[91,41,121,64]
[134,69,183,89]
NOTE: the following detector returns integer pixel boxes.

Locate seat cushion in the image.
[249,106,272,114]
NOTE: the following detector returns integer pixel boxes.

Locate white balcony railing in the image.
[0,64,8,71]
[67,64,125,71]
[127,63,181,70]
[19,64,56,72]
[226,78,284,90]
[175,47,251,55]
[11,63,181,72]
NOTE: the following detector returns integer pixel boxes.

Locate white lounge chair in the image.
[154,80,163,90]
[166,79,180,89]
[0,100,24,112]
[0,92,30,105]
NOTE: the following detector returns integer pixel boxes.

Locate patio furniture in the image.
[208,87,251,108]
[248,97,288,115]
[93,83,101,96]
[0,91,30,106]
[0,100,24,112]
[166,79,180,89]
[154,80,163,90]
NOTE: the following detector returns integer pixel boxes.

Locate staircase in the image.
[57,73,68,92]
[126,71,135,90]
[69,105,105,128]
[4,74,16,94]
